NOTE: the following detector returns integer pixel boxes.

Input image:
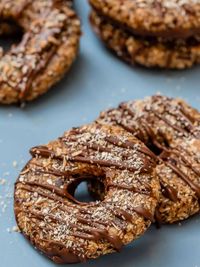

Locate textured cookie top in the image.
[14,123,159,263]
[98,95,200,223]
[0,0,81,104]
[89,0,200,39]
[98,95,200,144]
[90,10,200,69]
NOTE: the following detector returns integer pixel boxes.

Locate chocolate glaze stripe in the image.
[23,200,123,251]
[25,193,109,232]
[69,155,141,172]
[106,202,155,223]
[41,238,87,263]
[105,136,157,162]
[18,21,62,99]
[30,146,146,173]
[160,148,200,184]
[118,104,147,140]
[62,136,153,166]
[159,149,200,200]
[159,179,179,203]
[171,149,200,177]
[18,183,80,206]
[20,46,57,100]
[166,162,200,199]
[28,165,71,179]
[11,7,76,99]
[19,179,98,206]
[113,208,133,223]
[24,180,78,202]
[61,136,113,153]
[18,174,154,229]
[18,183,106,223]
[78,214,120,231]
[18,182,140,232]
[27,209,118,245]
[116,121,140,136]
[76,211,113,228]
[180,146,200,164]
[168,109,194,130]
[28,165,102,184]
[150,110,188,135]
[131,206,155,223]
[119,103,136,117]
[106,182,152,197]
[30,212,97,242]
[180,105,200,124]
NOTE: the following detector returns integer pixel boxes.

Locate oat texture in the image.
[0,0,81,104]
[14,123,159,263]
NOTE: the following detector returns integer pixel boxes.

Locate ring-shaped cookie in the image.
[97,95,200,223]
[14,123,159,263]
[0,0,80,104]
[89,0,200,40]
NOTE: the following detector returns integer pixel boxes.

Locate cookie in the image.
[0,0,81,104]
[90,11,200,69]
[14,123,159,263]
[97,95,200,223]
[89,0,200,40]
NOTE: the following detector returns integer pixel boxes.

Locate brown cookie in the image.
[14,123,159,263]
[89,0,200,40]
[97,95,200,223]
[0,0,81,104]
[90,11,200,69]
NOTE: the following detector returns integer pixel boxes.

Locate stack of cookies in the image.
[89,0,200,69]
[14,95,200,263]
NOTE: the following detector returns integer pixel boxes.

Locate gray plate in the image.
[1,1,200,266]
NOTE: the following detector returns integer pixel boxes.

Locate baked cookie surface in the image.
[89,0,200,40]
[97,95,200,223]
[0,0,81,104]
[90,11,200,69]
[14,123,159,263]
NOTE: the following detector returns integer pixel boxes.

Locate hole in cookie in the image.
[88,179,105,201]
[67,176,105,203]
[0,20,23,54]
[73,181,95,203]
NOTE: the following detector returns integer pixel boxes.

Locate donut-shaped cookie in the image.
[0,0,81,104]
[90,11,200,69]
[89,0,200,40]
[14,123,159,263]
[97,95,200,223]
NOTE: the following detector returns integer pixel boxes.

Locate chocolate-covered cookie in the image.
[89,0,200,69]
[90,11,200,69]
[14,123,159,263]
[89,0,200,40]
[0,0,81,104]
[97,95,200,223]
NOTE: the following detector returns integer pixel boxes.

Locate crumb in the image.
[0,179,6,185]
[7,113,13,118]
[6,226,20,233]
[20,102,26,109]
[12,161,18,168]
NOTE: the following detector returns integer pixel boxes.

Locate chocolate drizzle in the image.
[15,123,157,262]
[0,0,81,104]
[97,95,200,214]
[159,180,178,203]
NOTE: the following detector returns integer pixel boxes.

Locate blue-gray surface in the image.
[1,1,200,267]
